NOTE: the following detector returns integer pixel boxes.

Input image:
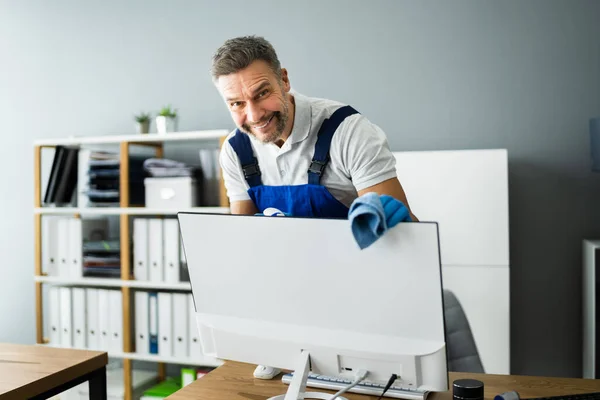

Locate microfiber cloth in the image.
[348,192,412,249]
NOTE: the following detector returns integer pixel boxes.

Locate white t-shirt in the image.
[219,91,398,208]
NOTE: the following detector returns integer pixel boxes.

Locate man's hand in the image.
[358,178,419,222]
[230,200,259,215]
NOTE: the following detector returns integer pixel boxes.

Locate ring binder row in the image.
[47,287,203,360]
[133,217,188,283]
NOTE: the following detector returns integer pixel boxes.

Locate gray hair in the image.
[211,36,282,82]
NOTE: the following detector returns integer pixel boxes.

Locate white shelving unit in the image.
[33,130,231,400]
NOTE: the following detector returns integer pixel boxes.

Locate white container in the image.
[145,177,198,209]
[155,116,178,134]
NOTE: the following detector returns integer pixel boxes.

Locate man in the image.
[214,35,417,221]
[212,35,417,378]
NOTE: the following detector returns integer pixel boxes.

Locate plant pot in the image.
[156,116,178,134]
[136,120,150,134]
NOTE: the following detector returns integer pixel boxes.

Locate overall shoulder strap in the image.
[308,105,359,185]
[228,129,262,188]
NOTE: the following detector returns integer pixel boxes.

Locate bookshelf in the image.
[33,130,231,400]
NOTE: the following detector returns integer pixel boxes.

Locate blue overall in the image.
[228,105,359,219]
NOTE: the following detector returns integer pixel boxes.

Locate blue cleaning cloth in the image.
[348,192,412,249]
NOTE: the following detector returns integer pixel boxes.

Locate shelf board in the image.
[34,206,230,215]
[33,130,230,146]
[37,344,223,367]
[35,276,192,291]
[120,352,224,367]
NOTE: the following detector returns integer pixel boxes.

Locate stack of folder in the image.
[86,152,120,206]
[82,239,120,278]
[83,151,147,207]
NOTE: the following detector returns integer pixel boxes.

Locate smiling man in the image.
[213,35,417,222]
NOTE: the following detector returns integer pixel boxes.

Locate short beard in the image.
[240,88,289,144]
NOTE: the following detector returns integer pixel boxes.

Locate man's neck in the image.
[274,93,296,148]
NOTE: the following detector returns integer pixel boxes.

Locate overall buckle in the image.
[308,160,327,176]
[243,160,261,179]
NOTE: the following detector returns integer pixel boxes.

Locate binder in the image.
[148,219,164,282]
[133,218,149,281]
[163,219,180,283]
[57,218,70,277]
[148,292,159,354]
[59,287,72,348]
[109,290,123,353]
[86,288,99,350]
[98,289,111,351]
[72,287,87,349]
[188,294,203,358]
[158,292,173,357]
[49,286,61,346]
[43,146,67,204]
[135,291,149,355]
[172,293,188,358]
[69,218,82,278]
[42,216,59,276]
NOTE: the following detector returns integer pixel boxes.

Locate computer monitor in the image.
[177,213,449,399]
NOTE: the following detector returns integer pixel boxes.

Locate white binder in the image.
[163,219,180,283]
[59,287,72,348]
[134,291,149,355]
[98,289,111,351]
[133,218,149,281]
[42,216,59,276]
[49,286,61,346]
[158,292,173,357]
[172,293,188,358]
[86,288,99,350]
[57,218,70,277]
[72,288,87,349]
[69,218,82,278]
[149,219,164,282]
[188,294,203,358]
[109,290,123,353]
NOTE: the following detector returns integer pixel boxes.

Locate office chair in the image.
[443,289,485,373]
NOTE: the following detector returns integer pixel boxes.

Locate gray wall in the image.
[1,0,599,378]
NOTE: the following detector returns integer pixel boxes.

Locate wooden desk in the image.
[0,343,108,400]
[167,361,600,400]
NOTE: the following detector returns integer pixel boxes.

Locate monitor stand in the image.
[267,350,349,400]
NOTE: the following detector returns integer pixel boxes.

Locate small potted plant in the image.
[156,105,178,134]
[134,112,151,134]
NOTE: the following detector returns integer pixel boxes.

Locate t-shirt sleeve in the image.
[333,114,398,192]
[219,139,252,202]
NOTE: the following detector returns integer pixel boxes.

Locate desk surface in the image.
[0,343,107,399]
[167,361,600,400]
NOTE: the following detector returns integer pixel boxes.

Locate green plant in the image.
[158,105,177,118]
[134,112,151,123]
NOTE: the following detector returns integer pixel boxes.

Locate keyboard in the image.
[281,372,428,399]
[524,393,600,400]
